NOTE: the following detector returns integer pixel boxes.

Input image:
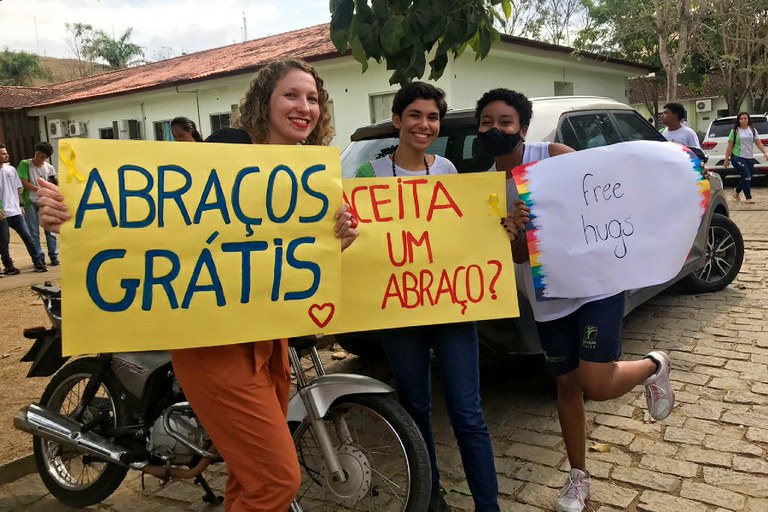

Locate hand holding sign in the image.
[511,141,709,300]
[60,139,343,355]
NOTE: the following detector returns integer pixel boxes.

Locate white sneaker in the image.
[644,351,675,420]
[555,468,590,512]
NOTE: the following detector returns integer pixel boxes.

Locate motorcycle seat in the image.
[32,283,61,298]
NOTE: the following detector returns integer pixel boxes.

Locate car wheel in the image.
[680,213,744,293]
[336,335,387,361]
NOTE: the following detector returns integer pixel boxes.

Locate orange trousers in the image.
[172,340,300,512]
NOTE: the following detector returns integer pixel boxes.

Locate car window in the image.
[557,113,621,151]
[708,117,768,138]
[753,118,768,134]
[613,111,666,142]
[708,120,735,138]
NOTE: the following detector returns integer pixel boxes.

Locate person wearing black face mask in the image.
[475,88,675,512]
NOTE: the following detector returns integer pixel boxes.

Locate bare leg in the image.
[578,358,657,402]
[556,370,586,471]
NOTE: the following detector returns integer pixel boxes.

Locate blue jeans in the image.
[732,156,756,199]
[380,322,499,512]
[0,214,43,269]
[24,202,58,261]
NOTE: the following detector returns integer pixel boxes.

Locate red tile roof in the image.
[4,24,339,110]
[1,23,654,111]
[0,86,53,111]
[628,75,725,104]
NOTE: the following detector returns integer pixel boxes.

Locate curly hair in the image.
[663,102,687,122]
[235,59,334,146]
[475,88,533,128]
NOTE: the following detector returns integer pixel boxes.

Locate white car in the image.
[337,96,743,358]
[702,114,768,179]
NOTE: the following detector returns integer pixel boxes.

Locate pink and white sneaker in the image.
[644,351,675,420]
[556,468,590,512]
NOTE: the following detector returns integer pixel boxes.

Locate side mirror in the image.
[686,146,709,164]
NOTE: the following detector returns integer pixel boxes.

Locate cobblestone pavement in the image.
[1,183,767,512]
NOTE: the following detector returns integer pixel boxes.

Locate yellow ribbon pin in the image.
[58,142,85,183]
[488,193,505,219]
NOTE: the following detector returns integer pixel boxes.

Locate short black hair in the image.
[663,102,687,121]
[391,82,448,120]
[34,141,53,157]
[475,88,533,128]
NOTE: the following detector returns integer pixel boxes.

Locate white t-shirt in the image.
[27,161,56,202]
[0,165,23,216]
[663,125,700,148]
[504,142,613,322]
[357,154,457,177]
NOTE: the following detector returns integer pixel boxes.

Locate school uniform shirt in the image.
[503,142,613,323]
[0,164,23,217]
[663,125,700,148]
[17,159,56,205]
[356,154,457,177]
[729,127,757,159]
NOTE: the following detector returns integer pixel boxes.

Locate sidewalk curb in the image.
[0,454,35,485]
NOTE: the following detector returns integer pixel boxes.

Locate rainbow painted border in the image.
[510,146,710,302]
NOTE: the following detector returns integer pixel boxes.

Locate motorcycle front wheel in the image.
[291,395,431,512]
[33,358,129,508]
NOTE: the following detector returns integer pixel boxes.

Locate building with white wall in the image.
[1,24,653,167]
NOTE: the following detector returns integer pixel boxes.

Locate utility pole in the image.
[242,12,248,41]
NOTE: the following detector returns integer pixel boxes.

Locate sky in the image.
[0,0,332,60]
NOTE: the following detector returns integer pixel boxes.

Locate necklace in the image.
[391,146,430,176]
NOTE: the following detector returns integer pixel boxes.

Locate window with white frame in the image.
[327,99,336,131]
[154,120,172,141]
[369,92,396,123]
[210,113,231,132]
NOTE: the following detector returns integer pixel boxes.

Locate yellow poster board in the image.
[60,139,342,355]
[330,173,519,334]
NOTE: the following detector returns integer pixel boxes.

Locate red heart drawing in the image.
[308,303,335,328]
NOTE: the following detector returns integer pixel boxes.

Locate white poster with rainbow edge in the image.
[511,141,710,300]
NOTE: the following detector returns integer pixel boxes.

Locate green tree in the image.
[0,49,51,85]
[329,0,511,85]
[697,0,768,113]
[65,22,98,78]
[88,28,144,69]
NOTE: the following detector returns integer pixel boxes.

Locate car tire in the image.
[680,213,744,293]
[336,335,388,361]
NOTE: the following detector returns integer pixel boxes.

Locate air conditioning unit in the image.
[112,119,141,140]
[696,99,712,113]
[68,121,86,137]
[48,119,68,138]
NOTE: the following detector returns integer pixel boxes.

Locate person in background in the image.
[17,141,59,267]
[724,111,768,204]
[0,144,48,274]
[357,82,500,512]
[661,103,699,148]
[35,59,359,512]
[478,88,675,512]
[171,116,203,142]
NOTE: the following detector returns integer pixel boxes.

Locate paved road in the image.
[1,185,767,512]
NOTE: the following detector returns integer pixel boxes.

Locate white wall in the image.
[30,45,647,161]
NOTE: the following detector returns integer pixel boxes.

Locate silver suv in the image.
[702,114,768,179]
[337,97,744,359]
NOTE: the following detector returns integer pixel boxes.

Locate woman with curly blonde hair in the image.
[235,58,334,146]
[35,58,358,512]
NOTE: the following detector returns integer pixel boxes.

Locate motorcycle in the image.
[14,282,431,511]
